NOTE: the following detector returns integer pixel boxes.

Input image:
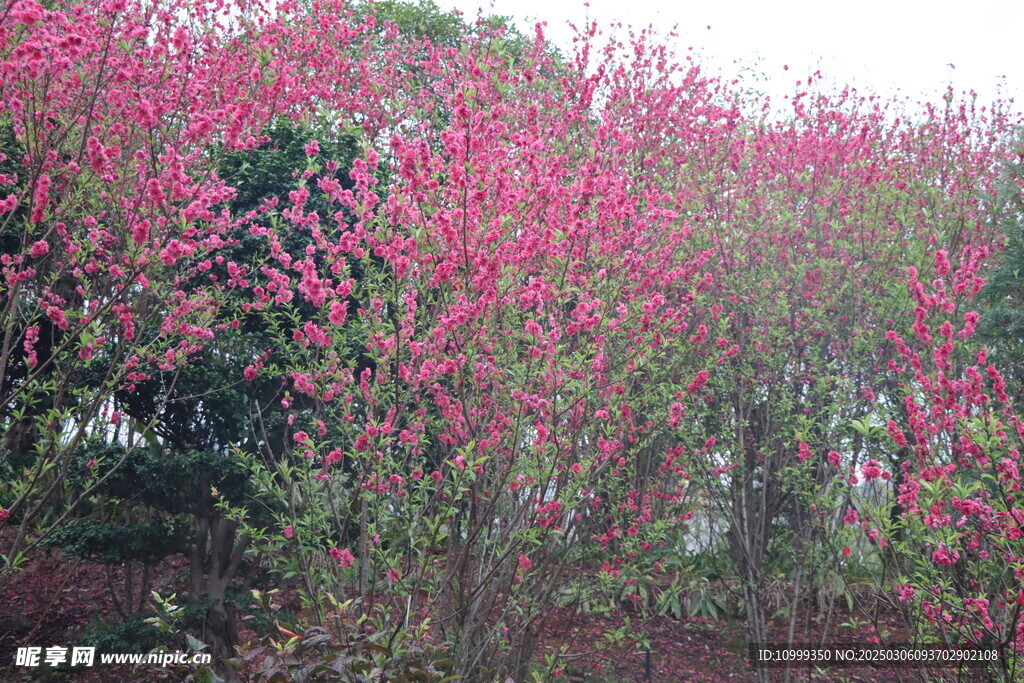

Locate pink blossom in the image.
[23,325,39,367]
[668,402,684,427]
[17,3,43,26]
[29,240,49,258]
[686,370,709,394]
[159,239,188,266]
[283,525,294,539]
[331,547,355,568]
[518,554,533,571]
[862,459,884,481]
[328,300,348,326]
[45,305,69,331]
[131,220,150,244]
[932,543,959,566]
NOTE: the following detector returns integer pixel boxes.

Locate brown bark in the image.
[190,513,250,681]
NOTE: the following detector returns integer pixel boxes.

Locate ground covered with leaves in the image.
[0,536,957,682]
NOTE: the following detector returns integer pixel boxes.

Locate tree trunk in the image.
[508,620,540,683]
[203,578,239,681]
[190,513,249,682]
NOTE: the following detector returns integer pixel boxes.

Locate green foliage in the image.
[43,518,191,563]
[218,119,360,220]
[354,0,538,62]
[356,0,470,49]
[978,131,1024,404]
[69,443,252,514]
[0,120,26,256]
[113,361,255,453]
[236,591,455,682]
[77,611,165,654]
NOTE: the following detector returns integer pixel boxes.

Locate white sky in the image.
[437,0,1023,114]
